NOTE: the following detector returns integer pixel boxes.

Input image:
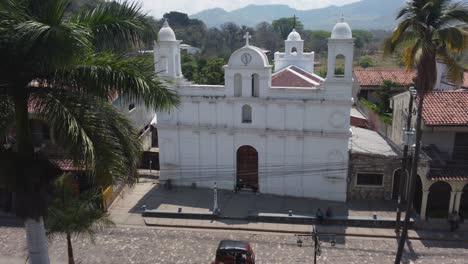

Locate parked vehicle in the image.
[213,240,255,264]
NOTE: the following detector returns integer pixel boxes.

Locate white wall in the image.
[158,127,348,201]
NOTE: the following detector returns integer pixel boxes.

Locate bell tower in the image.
[154,19,183,79]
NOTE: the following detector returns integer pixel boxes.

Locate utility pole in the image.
[394,90,426,263]
[395,87,416,233]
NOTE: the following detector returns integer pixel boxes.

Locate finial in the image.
[340,13,345,23]
[293,14,296,29]
[163,18,169,27]
[243,32,252,46]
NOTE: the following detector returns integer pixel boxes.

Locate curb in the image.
[143,219,468,242]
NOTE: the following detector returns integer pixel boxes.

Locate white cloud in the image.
[139,0,361,18]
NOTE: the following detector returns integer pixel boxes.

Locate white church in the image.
[155,18,355,202]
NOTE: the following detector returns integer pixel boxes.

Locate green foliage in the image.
[199,57,225,85]
[359,96,393,125]
[359,55,374,68]
[272,17,304,40]
[0,0,179,220]
[352,30,373,49]
[384,0,468,93]
[305,30,330,54]
[375,80,399,114]
[46,174,114,263]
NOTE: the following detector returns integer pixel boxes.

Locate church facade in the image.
[155,18,355,201]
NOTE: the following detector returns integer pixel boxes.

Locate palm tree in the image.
[0,0,178,263]
[384,0,467,262]
[46,174,114,264]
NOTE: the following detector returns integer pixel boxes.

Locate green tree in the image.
[359,55,374,68]
[384,1,467,262]
[352,30,373,49]
[374,80,398,113]
[0,0,178,262]
[305,30,330,54]
[272,17,304,40]
[199,57,225,85]
[46,175,114,264]
[252,22,280,59]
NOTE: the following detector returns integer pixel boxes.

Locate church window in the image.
[291,47,297,55]
[334,54,345,77]
[251,74,259,97]
[242,105,252,123]
[234,73,242,97]
[356,173,384,187]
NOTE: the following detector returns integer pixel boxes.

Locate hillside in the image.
[191,0,406,30]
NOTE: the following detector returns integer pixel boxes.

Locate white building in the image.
[155,18,355,202]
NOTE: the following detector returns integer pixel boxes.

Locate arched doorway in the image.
[427,181,451,218]
[236,146,258,192]
[461,184,468,219]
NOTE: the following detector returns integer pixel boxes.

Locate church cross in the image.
[243,32,252,46]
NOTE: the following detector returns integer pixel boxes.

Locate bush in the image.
[359,55,374,68]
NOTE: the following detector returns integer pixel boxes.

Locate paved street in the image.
[1,225,468,264]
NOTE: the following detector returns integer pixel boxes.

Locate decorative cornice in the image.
[157,123,351,139]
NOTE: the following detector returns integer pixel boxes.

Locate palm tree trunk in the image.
[25,218,50,264]
[66,233,75,264]
[394,92,425,263]
[13,88,50,264]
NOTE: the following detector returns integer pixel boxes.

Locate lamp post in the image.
[213,182,220,215]
[295,226,336,264]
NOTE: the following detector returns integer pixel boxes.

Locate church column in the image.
[420,190,430,220]
[449,190,456,214]
[242,74,251,97]
[454,191,463,213]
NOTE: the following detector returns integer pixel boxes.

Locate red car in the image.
[213,240,255,264]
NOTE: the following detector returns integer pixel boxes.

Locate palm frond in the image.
[31,89,142,185]
[438,49,465,85]
[435,26,466,53]
[71,0,155,52]
[402,39,422,71]
[54,52,179,111]
[438,2,468,25]
[0,95,15,139]
[46,174,114,241]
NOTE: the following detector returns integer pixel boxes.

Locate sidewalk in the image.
[108,179,467,241]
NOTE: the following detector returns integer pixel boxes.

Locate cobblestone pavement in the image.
[1,225,467,264]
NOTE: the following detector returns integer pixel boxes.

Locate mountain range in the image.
[190,0,406,30]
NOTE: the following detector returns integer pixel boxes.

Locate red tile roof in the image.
[271,66,324,88]
[422,90,468,126]
[428,166,468,182]
[354,68,416,87]
[50,159,85,171]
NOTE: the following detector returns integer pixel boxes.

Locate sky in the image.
[139,0,362,18]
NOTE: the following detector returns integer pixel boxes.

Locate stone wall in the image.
[348,153,400,200]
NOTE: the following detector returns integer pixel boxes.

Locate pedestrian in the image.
[448,211,460,232]
[326,207,333,218]
[316,208,324,224]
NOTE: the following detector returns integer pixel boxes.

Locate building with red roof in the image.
[391,89,468,220]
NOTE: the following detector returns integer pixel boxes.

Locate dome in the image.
[331,15,352,39]
[158,19,176,41]
[287,29,302,41]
